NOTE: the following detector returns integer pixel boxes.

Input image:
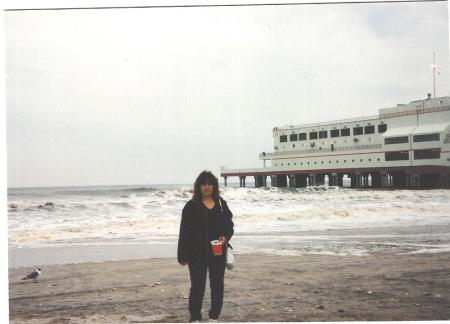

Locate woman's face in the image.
[200,182,213,197]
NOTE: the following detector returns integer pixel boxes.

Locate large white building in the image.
[221,95,450,189]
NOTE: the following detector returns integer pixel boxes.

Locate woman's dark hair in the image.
[192,171,220,201]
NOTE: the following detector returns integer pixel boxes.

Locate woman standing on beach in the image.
[178,171,234,323]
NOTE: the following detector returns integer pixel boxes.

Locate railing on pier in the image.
[260,144,382,158]
[273,115,380,132]
[273,106,450,132]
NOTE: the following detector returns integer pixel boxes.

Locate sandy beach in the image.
[9,252,450,323]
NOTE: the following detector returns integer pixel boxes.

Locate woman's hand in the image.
[179,262,188,266]
[219,236,227,245]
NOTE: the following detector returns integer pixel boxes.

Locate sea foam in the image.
[7,185,450,257]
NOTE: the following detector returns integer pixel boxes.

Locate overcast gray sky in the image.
[4,0,450,188]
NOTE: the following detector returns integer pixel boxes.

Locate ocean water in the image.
[7,184,450,268]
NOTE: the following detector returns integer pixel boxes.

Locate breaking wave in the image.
[7,185,450,247]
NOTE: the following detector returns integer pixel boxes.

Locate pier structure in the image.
[221,95,450,189]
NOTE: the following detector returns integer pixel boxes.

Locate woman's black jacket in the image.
[177,197,234,263]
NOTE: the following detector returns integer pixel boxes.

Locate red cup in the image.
[211,240,222,255]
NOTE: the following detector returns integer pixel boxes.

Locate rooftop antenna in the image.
[431,52,437,98]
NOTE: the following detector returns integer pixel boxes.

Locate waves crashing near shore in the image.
[8,185,450,247]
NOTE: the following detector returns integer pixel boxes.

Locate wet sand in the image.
[8,252,450,323]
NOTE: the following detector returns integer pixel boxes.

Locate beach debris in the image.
[367,291,373,294]
[338,309,345,313]
[283,308,295,312]
[424,292,431,296]
[257,308,265,311]
[316,305,324,309]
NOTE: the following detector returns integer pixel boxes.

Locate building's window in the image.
[330,129,340,138]
[299,133,307,141]
[385,136,409,145]
[413,133,440,143]
[319,130,328,139]
[280,135,288,143]
[378,124,387,133]
[341,128,351,137]
[309,132,318,140]
[290,134,298,141]
[353,127,364,136]
[364,125,375,134]
[414,149,440,160]
[385,151,409,161]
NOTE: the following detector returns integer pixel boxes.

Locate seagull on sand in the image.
[22,268,41,283]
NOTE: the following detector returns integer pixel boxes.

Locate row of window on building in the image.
[275,149,441,166]
[280,124,387,143]
[384,133,440,145]
[385,149,441,161]
[274,149,443,166]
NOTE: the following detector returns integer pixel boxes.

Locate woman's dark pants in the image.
[188,253,226,322]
